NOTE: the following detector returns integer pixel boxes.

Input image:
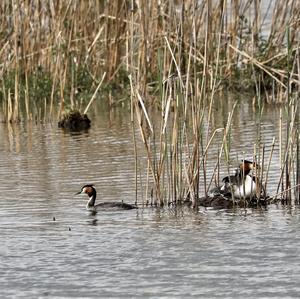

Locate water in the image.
[0,101,299,298]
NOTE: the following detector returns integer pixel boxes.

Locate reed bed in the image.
[130,87,300,206]
[0,0,299,205]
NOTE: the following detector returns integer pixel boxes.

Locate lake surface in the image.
[0,99,300,298]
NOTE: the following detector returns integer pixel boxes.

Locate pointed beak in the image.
[75,191,82,195]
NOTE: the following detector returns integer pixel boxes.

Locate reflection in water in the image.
[0,101,299,298]
[88,218,98,226]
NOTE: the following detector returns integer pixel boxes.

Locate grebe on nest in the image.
[76,184,138,212]
[203,160,265,208]
[221,160,260,199]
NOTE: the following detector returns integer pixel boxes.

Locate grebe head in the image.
[76,184,97,210]
[239,160,259,175]
[75,184,96,197]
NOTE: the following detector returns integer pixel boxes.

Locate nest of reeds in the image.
[58,110,91,131]
[198,195,271,209]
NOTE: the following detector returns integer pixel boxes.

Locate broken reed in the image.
[1,0,300,122]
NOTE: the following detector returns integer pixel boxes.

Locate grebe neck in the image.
[86,191,96,208]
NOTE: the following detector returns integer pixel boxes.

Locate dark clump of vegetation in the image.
[197,196,270,210]
[58,110,91,131]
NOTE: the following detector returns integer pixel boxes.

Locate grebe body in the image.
[220,160,259,199]
[76,184,138,211]
[221,173,257,198]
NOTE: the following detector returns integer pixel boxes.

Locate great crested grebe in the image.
[75,184,138,211]
[221,160,260,199]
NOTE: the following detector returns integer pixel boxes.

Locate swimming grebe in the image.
[75,184,138,211]
[221,160,260,199]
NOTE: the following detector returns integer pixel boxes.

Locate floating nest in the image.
[198,195,271,209]
[58,110,91,131]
